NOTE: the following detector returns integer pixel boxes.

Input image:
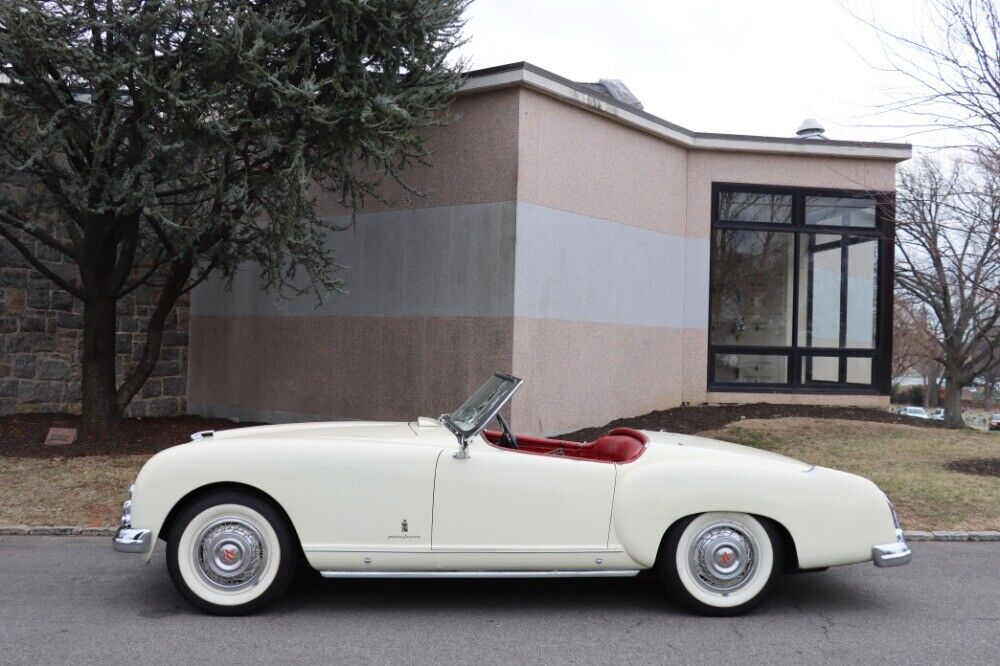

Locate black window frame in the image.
[708,182,894,395]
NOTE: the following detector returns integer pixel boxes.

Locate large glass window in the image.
[709,185,888,391]
[797,235,878,349]
[710,231,793,346]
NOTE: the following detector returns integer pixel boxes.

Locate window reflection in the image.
[805,196,876,228]
[718,192,792,224]
[710,230,793,346]
[715,354,788,384]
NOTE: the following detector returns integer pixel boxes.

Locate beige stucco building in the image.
[188,63,911,435]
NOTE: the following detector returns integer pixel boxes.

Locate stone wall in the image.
[0,235,189,417]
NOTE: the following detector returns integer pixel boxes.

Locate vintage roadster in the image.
[114,373,910,616]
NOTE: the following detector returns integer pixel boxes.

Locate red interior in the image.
[481,427,647,464]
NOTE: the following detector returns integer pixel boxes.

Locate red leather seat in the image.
[583,432,646,463]
[482,427,647,463]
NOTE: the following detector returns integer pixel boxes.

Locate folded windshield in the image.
[444,373,522,438]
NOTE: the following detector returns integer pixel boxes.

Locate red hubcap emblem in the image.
[223,548,236,563]
[718,551,733,565]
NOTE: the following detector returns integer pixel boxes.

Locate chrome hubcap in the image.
[193,517,267,591]
[688,523,757,595]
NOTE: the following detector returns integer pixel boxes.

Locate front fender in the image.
[613,460,896,569]
[128,442,312,563]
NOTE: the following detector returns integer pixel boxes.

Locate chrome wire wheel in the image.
[687,523,758,595]
[192,516,269,592]
[170,498,291,614]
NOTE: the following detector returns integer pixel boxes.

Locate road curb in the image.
[0,525,116,537]
[903,530,1000,542]
[1,526,999,541]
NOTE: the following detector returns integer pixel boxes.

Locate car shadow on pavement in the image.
[126,564,882,619]
[267,569,881,618]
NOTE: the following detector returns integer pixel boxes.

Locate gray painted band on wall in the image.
[191,199,711,331]
[191,201,517,318]
[514,202,709,329]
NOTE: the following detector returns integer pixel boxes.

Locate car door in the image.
[431,437,617,554]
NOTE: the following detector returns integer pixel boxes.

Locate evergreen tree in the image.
[0,0,468,432]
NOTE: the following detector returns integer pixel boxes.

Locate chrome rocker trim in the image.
[320,570,640,579]
[872,529,912,567]
[113,527,152,554]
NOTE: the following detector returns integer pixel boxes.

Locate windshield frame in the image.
[442,373,523,440]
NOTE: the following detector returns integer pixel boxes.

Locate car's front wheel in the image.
[658,512,783,616]
[166,490,297,615]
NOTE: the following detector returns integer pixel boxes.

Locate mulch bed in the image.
[944,458,1000,478]
[557,403,945,442]
[0,413,262,458]
[1,404,947,457]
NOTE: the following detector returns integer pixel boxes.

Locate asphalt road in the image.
[0,537,996,665]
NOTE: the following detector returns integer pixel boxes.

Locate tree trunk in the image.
[927,377,941,408]
[80,297,120,434]
[942,380,965,429]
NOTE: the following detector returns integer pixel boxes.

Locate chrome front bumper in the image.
[113,527,152,553]
[872,529,912,567]
[111,484,152,554]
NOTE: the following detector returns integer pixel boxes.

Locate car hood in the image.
[201,419,456,446]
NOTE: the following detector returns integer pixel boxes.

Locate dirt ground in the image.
[0,413,260,458]
[557,402,943,441]
[944,457,1000,477]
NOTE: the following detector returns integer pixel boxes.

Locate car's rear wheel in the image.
[166,491,296,615]
[658,512,783,616]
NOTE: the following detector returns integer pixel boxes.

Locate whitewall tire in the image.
[658,512,783,616]
[166,491,297,615]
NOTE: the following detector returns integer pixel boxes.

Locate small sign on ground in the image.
[44,427,78,447]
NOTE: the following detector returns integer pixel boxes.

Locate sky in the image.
[458,0,948,150]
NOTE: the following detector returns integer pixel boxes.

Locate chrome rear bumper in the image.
[872,529,912,567]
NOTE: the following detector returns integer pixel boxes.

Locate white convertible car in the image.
[114,373,910,616]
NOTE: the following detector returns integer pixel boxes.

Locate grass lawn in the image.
[703,418,1000,531]
[0,455,148,527]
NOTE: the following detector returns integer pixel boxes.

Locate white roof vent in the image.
[796,118,827,139]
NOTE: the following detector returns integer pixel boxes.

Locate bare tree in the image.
[893,293,945,406]
[977,347,1000,411]
[895,157,1000,426]
[863,0,1000,161]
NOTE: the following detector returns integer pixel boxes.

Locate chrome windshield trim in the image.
[442,373,523,440]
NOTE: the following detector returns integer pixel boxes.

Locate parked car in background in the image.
[927,408,945,421]
[990,414,1000,431]
[898,406,930,419]
[113,373,909,617]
